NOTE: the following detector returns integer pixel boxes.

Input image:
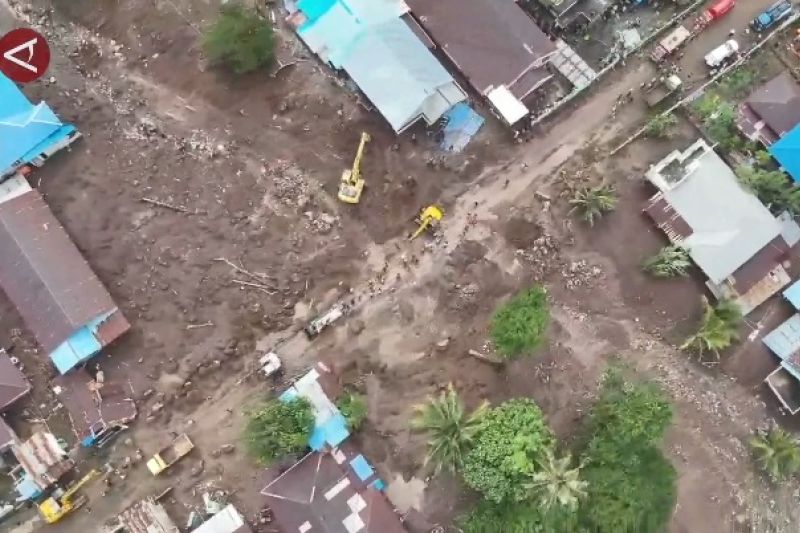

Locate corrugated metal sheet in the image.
[296,0,464,132]
[12,431,72,489]
[784,279,800,310]
[771,124,800,183]
[0,190,128,361]
[763,314,800,380]
[0,416,18,451]
[193,504,251,533]
[0,72,78,176]
[119,499,179,533]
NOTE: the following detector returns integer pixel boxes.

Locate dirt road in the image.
[1,0,797,531]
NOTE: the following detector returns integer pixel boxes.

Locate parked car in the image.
[705,39,739,68]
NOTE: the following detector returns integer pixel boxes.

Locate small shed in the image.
[763,314,800,413]
[192,504,251,533]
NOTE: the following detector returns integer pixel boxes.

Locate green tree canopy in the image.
[581,444,677,532]
[736,165,800,216]
[462,398,554,502]
[204,4,276,74]
[681,297,742,357]
[244,397,314,465]
[460,499,579,533]
[642,245,691,278]
[411,385,487,473]
[585,368,672,450]
[645,113,678,139]
[569,183,617,226]
[490,286,550,358]
[578,369,677,533]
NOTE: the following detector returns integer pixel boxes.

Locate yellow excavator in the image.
[338,132,370,204]
[38,469,100,523]
[409,205,444,240]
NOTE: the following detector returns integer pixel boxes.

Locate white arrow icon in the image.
[3,37,38,74]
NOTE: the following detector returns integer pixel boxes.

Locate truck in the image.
[705,39,739,68]
[304,302,350,338]
[146,434,194,475]
[650,25,691,61]
[694,0,735,31]
[643,75,683,107]
[751,0,793,32]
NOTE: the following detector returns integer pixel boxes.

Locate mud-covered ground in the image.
[1,0,799,532]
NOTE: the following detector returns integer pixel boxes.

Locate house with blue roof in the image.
[770,124,800,184]
[288,0,466,133]
[0,72,80,178]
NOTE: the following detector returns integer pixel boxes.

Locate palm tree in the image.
[411,384,488,473]
[525,450,587,511]
[642,245,692,277]
[569,184,617,226]
[681,297,741,357]
[750,428,800,482]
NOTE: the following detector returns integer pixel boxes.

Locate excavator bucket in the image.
[409,205,444,240]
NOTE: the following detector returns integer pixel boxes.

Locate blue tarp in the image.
[440,103,485,153]
[350,454,375,481]
[770,125,800,183]
[784,280,800,311]
[0,72,77,175]
[14,474,42,502]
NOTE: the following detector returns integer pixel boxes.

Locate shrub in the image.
[681,297,742,357]
[569,183,617,226]
[750,428,800,482]
[645,113,678,138]
[243,397,314,464]
[642,245,691,277]
[204,4,276,74]
[490,286,550,358]
[736,165,800,216]
[461,398,554,502]
[337,392,368,431]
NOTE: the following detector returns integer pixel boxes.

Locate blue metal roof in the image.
[296,0,464,132]
[770,124,800,183]
[784,279,800,310]
[0,72,77,174]
[440,103,485,153]
[763,314,800,380]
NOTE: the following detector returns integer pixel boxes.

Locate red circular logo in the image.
[0,28,50,83]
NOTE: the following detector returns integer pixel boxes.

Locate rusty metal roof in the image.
[12,431,73,489]
[53,368,137,442]
[0,190,124,354]
[739,72,800,144]
[119,498,179,533]
[407,0,555,97]
[0,349,30,410]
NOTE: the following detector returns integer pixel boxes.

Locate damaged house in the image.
[644,139,800,315]
[288,0,466,133]
[53,369,137,447]
[0,349,30,454]
[0,176,129,374]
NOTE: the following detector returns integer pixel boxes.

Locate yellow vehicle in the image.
[38,469,100,523]
[409,205,444,240]
[147,433,194,475]
[338,132,370,204]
